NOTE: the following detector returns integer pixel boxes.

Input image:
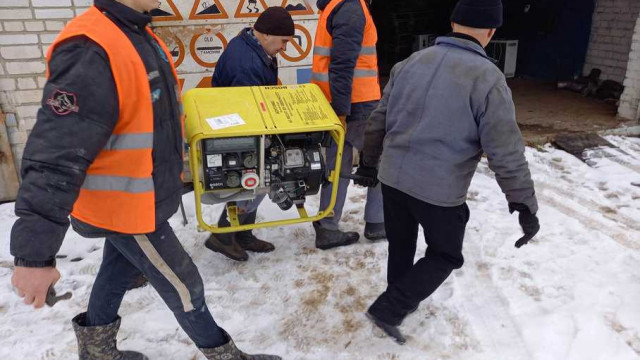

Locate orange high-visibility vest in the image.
[46,6,181,234]
[311,0,381,104]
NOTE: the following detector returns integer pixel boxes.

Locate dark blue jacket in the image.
[316,0,377,118]
[211,28,278,87]
[10,0,184,266]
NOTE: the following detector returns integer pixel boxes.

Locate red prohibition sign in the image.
[169,34,185,68]
[190,32,228,68]
[281,24,312,63]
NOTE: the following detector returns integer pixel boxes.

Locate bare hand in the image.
[338,115,347,127]
[11,266,60,309]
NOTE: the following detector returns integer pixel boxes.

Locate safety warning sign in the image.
[189,0,228,20]
[234,0,269,18]
[196,76,213,88]
[281,24,312,63]
[190,32,227,68]
[282,0,314,16]
[150,0,182,21]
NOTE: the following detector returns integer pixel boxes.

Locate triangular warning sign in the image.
[235,0,269,18]
[189,0,229,20]
[150,0,183,21]
[282,0,314,16]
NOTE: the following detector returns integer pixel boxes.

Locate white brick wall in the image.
[618,15,640,120]
[34,9,75,19]
[32,0,72,7]
[0,9,33,20]
[584,0,640,83]
[24,21,45,32]
[0,0,30,7]
[3,21,25,32]
[1,45,42,59]
[0,0,77,171]
[17,78,37,90]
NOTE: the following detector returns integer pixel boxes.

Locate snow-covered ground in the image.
[1,136,639,360]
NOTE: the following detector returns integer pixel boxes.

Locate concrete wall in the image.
[583,0,640,83]
[0,0,319,175]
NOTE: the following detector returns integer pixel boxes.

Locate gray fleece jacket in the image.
[362,35,538,213]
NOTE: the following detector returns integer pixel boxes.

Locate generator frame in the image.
[184,84,346,234]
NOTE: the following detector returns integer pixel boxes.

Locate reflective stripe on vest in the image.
[103,133,154,151]
[47,6,180,234]
[83,175,154,193]
[311,0,381,104]
[311,69,378,83]
[313,45,377,57]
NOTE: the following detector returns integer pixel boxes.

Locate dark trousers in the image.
[369,184,470,325]
[86,221,225,348]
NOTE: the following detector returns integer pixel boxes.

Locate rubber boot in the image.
[313,221,359,250]
[236,212,275,253]
[204,209,248,261]
[72,313,148,360]
[199,330,281,360]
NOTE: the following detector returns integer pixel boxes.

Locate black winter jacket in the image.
[11,0,184,266]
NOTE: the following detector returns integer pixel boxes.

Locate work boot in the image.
[364,222,386,241]
[366,310,406,345]
[204,210,249,261]
[72,313,148,360]
[199,330,281,360]
[367,294,416,344]
[205,233,248,262]
[313,221,359,250]
[236,212,275,253]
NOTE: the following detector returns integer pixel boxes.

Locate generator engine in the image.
[201,133,326,210]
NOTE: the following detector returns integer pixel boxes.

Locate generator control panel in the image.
[202,136,259,191]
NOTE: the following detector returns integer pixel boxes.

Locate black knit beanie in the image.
[451,0,503,29]
[254,7,295,36]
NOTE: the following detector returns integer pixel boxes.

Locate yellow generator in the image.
[184,84,346,233]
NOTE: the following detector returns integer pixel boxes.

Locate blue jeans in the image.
[318,115,384,230]
[86,221,225,348]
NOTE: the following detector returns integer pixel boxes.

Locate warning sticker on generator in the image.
[258,85,333,127]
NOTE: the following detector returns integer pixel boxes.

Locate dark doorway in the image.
[370,0,596,81]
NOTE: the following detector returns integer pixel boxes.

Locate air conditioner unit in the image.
[485,40,518,78]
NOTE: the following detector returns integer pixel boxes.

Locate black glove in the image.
[509,203,540,248]
[353,157,379,187]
